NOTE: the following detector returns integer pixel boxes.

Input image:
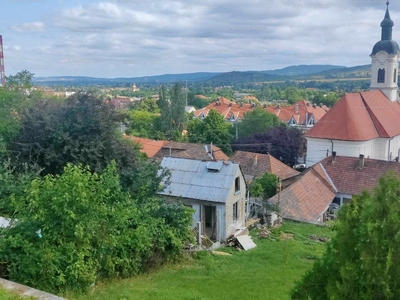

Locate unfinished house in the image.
[158,157,247,242]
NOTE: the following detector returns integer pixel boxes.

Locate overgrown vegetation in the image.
[0,72,194,295]
[70,222,334,300]
[292,172,400,300]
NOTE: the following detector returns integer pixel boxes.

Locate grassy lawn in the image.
[0,287,36,300]
[69,222,334,300]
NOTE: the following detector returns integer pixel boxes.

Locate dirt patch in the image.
[280,232,294,240]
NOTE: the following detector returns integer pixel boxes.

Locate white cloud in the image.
[2,0,399,76]
[9,22,45,33]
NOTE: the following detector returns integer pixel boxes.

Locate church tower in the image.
[370,1,400,102]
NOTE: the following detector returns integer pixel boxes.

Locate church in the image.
[306,2,400,167]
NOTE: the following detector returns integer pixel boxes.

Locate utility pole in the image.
[185,80,188,107]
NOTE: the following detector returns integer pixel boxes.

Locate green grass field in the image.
[0,287,36,300]
[67,222,334,300]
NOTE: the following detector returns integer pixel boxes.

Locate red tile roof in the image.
[307,90,400,141]
[265,99,328,125]
[230,151,299,180]
[194,98,328,125]
[320,155,400,195]
[153,141,229,161]
[269,166,335,222]
[125,136,169,158]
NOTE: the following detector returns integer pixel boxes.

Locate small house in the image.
[158,157,247,242]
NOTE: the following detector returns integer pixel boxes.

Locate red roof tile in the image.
[153,141,229,161]
[230,151,299,180]
[195,98,328,125]
[269,167,335,222]
[124,136,169,158]
[320,155,400,195]
[307,90,400,141]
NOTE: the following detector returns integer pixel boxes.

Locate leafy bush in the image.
[0,162,193,294]
[292,172,400,299]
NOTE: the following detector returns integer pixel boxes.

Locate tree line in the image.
[0,71,194,294]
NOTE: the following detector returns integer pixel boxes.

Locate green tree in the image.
[187,109,233,154]
[239,108,283,138]
[0,162,193,294]
[5,70,34,89]
[292,172,400,300]
[249,173,278,199]
[158,83,187,139]
[124,110,162,139]
[0,71,39,155]
[8,93,143,176]
[130,98,159,113]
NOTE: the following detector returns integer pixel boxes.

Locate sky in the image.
[1,0,399,78]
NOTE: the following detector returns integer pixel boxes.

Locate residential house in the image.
[158,157,247,242]
[125,136,229,161]
[124,136,169,158]
[268,163,336,223]
[185,106,196,113]
[110,96,136,110]
[320,154,400,205]
[306,4,400,166]
[269,153,400,223]
[265,100,329,131]
[194,97,328,130]
[153,141,229,162]
[230,150,300,187]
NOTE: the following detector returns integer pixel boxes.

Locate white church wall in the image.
[306,137,388,166]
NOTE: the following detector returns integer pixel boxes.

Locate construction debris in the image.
[211,250,232,256]
[309,234,330,243]
[236,235,257,250]
[226,234,242,250]
[259,230,271,238]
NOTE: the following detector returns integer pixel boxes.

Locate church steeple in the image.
[370,1,400,102]
[381,1,394,40]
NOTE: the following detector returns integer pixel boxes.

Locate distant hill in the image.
[262,64,346,76]
[32,65,371,86]
[304,64,371,79]
[33,72,220,86]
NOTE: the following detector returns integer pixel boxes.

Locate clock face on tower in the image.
[377,51,388,63]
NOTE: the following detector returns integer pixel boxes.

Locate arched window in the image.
[394,69,397,83]
[378,68,385,83]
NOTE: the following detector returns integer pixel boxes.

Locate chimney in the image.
[295,104,299,111]
[277,104,280,109]
[253,155,258,166]
[263,103,267,108]
[359,154,365,169]
[332,151,336,163]
[313,103,317,108]
[319,103,323,108]
[240,102,243,107]
[229,102,232,107]
[306,102,310,107]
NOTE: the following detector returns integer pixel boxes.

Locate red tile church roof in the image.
[306,90,400,141]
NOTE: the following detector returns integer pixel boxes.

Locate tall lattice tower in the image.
[0,35,4,86]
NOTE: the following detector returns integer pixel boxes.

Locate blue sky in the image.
[1,0,399,78]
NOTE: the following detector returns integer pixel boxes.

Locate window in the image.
[378,68,385,83]
[233,202,238,220]
[235,176,240,193]
[394,69,397,83]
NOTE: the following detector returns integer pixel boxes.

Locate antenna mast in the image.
[0,36,5,86]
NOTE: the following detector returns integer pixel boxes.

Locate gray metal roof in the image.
[0,217,11,228]
[159,157,241,203]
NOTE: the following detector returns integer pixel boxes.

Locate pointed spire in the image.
[381,1,394,40]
